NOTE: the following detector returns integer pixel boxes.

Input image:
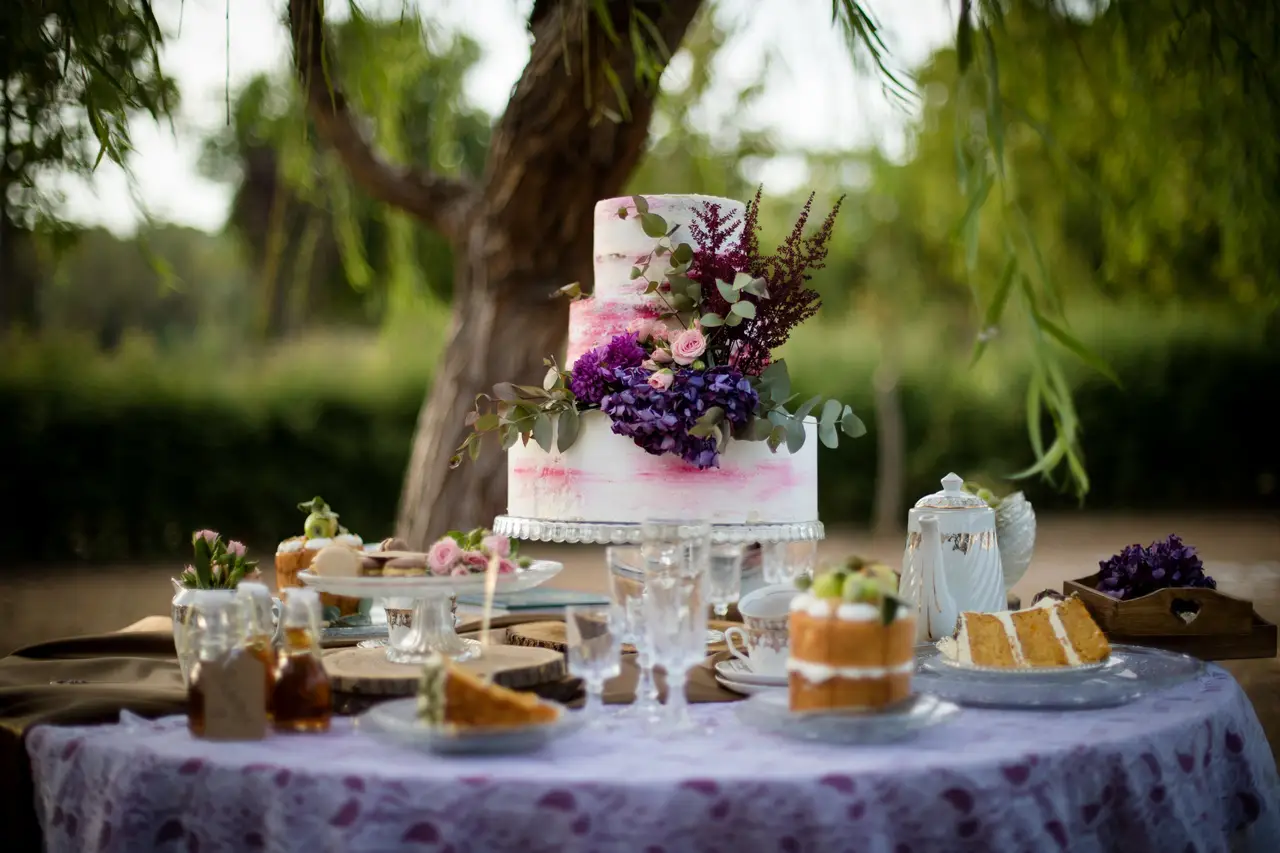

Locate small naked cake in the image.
[939,591,1111,668]
[418,652,558,728]
[276,497,365,613]
[788,560,915,713]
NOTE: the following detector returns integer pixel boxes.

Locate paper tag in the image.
[200,652,267,741]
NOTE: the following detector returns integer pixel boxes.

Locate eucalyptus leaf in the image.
[700,313,724,327]
[557,407,580,452]
[630,266,643,280]
[672,294,694,312]
[730,300,756,319]
[716,280,739,302]
[767,425,787,452]
[785,418,806,453]
[818,421,839,449]
[672,242,693,264]
[475,413,499,432]
[514,385,550,398]
[819,398,842,428]
[501,426,520,450]
[654,244,668,257]
[732,271,756,290]
[493,382,520,401]
[688,406,725,438]
[631,195,649,215]
[644,279,660,294]
[468,438,482,460]
[767,408,790,428]
[739,417,774,441]
[841,408,868,438]
[543,367,560,391]
[793,395,823,424]
[743,277,770,298]
[725,311,743,327]
[760,361,790,405]
[714,422,729,451]
[640,212,667,238]
[533,413,555,452]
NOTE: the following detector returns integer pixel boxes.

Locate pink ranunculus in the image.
[481,534,511,558]
[651,347,673,364]
[462,551,490,572]
[427,537,462,574]
[649,321,670,341]
[647,370,674,390]
[450,565,472,577]
[498,558,519,575]
[670,327,707,365]
[193,529,218,544]
[227,540,247,558]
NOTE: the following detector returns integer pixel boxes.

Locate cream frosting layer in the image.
[789,593,910,622]
[787,659,915,683]
[507,410,817,525]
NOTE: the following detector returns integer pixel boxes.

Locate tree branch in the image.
[287,0,478,243]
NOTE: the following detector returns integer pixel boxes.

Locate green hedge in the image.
[2,312,1276,564]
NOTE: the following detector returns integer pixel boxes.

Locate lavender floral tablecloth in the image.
[28,665,1280,853]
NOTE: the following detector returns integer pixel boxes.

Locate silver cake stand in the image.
[492,516,825,545]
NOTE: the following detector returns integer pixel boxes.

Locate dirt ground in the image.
[3,512,1277,749]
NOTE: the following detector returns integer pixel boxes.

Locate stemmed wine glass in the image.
[606,546,663,725]
[707,543,744,620]
[762,540,819,585]
[564,605,622,730]
[641,555,708,734]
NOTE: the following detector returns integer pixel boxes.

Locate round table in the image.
[27,666,1280,853]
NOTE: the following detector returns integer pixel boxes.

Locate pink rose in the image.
[647,370,674,390]
[626,318,656,342]
[649,321,670,341]
[670,328,707,365]
[642,359,659,371]
[462,551,490,572]
[427,537,462,574]
[651,348,673,364]
[450,565,472,577]
[498,558,519,575]
[193,529,218,544]
[481,534,511,558]
[227,540,247,558]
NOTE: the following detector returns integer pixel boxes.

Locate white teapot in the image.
[900,473,1005,616]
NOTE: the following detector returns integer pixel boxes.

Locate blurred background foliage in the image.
[0,3,1276,563]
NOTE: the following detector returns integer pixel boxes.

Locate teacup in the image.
[722,583,798,677]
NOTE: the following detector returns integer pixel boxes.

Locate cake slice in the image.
[417,653,559,728]
[940,593,1110,668]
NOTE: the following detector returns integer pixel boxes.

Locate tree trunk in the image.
[872,340,906,540]
[287,0,705,546]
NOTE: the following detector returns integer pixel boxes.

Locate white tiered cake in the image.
[505,194,819,526]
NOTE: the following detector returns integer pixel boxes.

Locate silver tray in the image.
[913,643,1205,709]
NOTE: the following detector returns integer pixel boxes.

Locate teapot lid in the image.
[913,473,989,510]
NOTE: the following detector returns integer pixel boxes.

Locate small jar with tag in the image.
[187,592,236,737]
[271,588,332,733]
[236,581,277,718]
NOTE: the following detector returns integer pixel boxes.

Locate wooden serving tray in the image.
[1064,574,1277,661]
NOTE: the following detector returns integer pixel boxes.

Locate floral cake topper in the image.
[452,190,866,470]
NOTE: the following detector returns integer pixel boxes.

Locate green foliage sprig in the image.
[179,530,259,590]
[450,359,581,467]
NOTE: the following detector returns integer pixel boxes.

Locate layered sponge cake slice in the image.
[940,593,1110,668]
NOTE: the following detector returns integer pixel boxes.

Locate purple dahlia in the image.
[568,333,646,405]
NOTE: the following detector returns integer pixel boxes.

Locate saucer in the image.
[737,692,960,744]
[715,658,787,687]
[715,674,782,696]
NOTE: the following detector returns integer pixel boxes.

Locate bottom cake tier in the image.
[506,410,818,525]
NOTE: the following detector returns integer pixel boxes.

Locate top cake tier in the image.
[592,194,745,302]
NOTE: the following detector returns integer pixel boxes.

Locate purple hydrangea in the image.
[569,333,646,405]
[601,365,759,469]
[1096,534,1216,600]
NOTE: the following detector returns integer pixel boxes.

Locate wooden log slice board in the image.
[324,643,565,697]
[505,620,740,654]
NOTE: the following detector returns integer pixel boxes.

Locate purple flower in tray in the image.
[1096,534,1216,600]
[569,333,647,405]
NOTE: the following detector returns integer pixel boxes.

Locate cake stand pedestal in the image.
[297,561,563,665]
[492,516,825,545]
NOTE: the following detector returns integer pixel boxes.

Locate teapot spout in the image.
[914,514,960,642]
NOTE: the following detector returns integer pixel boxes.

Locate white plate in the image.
[298,560,563,599]
[737,691,959,744]
[361,697,580,755]
[715,658,787,687]
[715,674,783,696]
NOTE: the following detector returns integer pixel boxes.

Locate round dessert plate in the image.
[736,692,959,744]
[297,560,563,598]
[715,674,782,696]
[361,697,579,755]
[914,643,1205,709]
[715,658,787,687]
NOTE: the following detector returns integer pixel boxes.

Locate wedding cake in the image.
[456,190,864,528]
